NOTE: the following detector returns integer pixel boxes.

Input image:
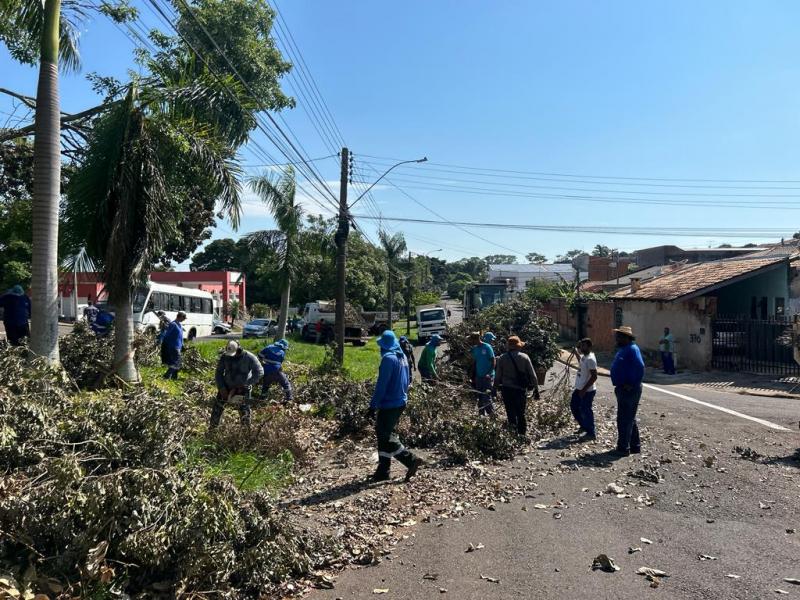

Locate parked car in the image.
[242,318,276,338]
[212,317,232,335]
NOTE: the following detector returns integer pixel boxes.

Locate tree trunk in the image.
[387,276,393,330]
[275,278,290,340]
[29,0,62,363]
[113,293,139,383]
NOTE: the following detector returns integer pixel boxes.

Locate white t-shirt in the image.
[574,352,598,392]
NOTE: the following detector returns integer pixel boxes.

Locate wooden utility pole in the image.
[406,250,413,336]
[334,147,349,364]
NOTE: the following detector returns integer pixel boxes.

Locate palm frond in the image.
[0,0,85,71]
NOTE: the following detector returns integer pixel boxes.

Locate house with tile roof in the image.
[609,255,800,373]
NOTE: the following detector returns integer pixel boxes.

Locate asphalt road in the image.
[312,367,800,600]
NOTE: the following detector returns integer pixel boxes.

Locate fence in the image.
[710,316,800,376]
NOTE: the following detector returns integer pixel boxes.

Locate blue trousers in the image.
[570,389,596,436]
[260,369,293,402]
[474,376,495,416]
[615,385,642,452]
[661,352,675,375]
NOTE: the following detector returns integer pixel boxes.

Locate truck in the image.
[416,305,448,343]
[463,282,512,317]
[299,301,369,345]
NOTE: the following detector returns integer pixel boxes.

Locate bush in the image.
[0,346,334,598]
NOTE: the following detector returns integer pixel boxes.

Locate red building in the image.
[58,271,246,318]
[587,256,634,282]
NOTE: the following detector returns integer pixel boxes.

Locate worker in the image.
[610,326,645,456]
[659,327,676,375]
[161,311,186,380]
[82,300,99,326]
[315,318,325,344]
[399,335,415,376]
[368,330,422,482]
[91,308,114,336]
[211,340,264,428]
[417,334,442,381]
[0,285,31,346]
[571,338,598,442]
[469,331,496,416]
[258,338,293,403]
[494,336,538,436]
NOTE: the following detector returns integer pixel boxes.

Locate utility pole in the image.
[334,147,349,364]
[406,250,413,336]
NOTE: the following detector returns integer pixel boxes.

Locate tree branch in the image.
[0,100,116,142]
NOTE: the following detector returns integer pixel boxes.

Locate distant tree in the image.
[484,254,517,265]
[554,249,584,264]
[717,243,733,248]
[447,273,473,300]
[525,252,547,264]
[190,238,241,271]
[743,243,758,248]
[592,245,612,257]
[244,166,302,340]
[379,230,407,327]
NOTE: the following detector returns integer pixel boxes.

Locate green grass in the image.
[192,333,383,381]
[182,438,294,493]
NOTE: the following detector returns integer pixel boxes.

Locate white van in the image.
[132,281,214,340]
[416,305,447,343]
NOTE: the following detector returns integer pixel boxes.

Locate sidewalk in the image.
[557,348,800,400]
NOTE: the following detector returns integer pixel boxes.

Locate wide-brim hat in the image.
[507,335,525,349]
[377,330,400,351]
[613,325,635,338]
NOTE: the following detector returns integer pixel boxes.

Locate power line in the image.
[353,165,800,199]
[350,177,800,210]
[359,153,800,185]
[141,0,339,217]
[351,214,792,238]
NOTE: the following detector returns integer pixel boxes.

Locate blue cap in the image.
[399,335,409,342]
[377,330,400,352]
[429,334,443,346]
[276,338,289,350]
[9,285,24,295]
[482,332,496,343]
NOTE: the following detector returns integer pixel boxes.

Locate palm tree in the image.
[244,167,302,340]
[1,0,83,363]
[64,84,241,382]
[379,230,407,329]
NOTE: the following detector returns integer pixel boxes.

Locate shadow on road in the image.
[288,475,398,507]
[760,448,800,469]
[559,449,628,469]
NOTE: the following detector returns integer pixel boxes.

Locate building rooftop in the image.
[610,257,786,302]
[488,263,576,273]
[599,264,671,287]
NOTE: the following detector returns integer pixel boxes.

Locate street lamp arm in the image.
[349,157,427,208]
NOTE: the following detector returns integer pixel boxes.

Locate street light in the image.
[406,249,442,336]
[334,151,427,364]
[348,157,427,208]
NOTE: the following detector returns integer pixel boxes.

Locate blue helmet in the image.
[377,330,400,352]
[429,334,443,346]
[275,338,289,350]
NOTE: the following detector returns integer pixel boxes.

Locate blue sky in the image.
[4,0,800,265]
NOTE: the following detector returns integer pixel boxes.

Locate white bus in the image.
[132,281,215,340]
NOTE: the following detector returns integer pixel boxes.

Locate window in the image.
[760,296,768,320]
[190,297,203,313]
[202,299,212,314]
[169,294,182,312]
[132,288,149,314]
[776,297,785,317]
[614,307,623,328]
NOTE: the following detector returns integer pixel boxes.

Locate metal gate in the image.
[711,316,800,375]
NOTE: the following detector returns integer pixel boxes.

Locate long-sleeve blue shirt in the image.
[161,320,183,351]
[610,342,645,387]
[258,344,286,374]
[370,350,410,410]
[0,293,31,327]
